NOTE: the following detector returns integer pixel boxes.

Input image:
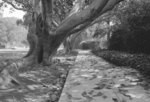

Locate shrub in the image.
[108,0,150,54]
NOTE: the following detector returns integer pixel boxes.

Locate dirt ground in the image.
[0,51,77,102]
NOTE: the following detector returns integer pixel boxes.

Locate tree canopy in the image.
[0,17,27,48]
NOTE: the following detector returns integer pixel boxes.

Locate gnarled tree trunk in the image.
[23,0,124,66]
[6,0,124,67]
[0,0,124,88]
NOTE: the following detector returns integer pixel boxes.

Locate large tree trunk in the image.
[23,0,124,65]
[24,21,37,58]
[23,16,43,65]
[0,0,124,89]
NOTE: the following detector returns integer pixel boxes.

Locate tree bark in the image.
[2,0,124,67]
[0,0,124,89]
[63,36,72,54]
[33,0,124,64]
[24,22,37,58]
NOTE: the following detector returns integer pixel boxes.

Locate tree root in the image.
[0,56,36,90]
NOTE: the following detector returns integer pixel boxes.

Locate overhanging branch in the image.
[2,0,28,11]
[61,0,124,37]
[55,0,109,35]
[69,22,91,35]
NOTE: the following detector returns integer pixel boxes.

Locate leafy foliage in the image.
[92,50,150,75]
[108,0,150,54]
[0,17,27,47]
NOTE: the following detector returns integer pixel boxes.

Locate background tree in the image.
[0,17,27,48]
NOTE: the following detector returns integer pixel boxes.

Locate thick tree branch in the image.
[84,0,124,29]
[52,19,59,27]
[100,0,124,14]
[69,22,91,35]
[54,0,124,37]
[67,0,124,36]
[54,0,109,35]
[42,0,53,25]
[15,0,27,6]
[2,0,28,11]
[67,0,85,17]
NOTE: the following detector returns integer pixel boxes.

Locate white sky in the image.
[2,4,25,19]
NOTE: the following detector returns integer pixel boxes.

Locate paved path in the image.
[59,50,150,102]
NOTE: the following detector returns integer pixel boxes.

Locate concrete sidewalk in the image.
[59,50,150,102]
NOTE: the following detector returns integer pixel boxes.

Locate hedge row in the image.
[92,50,150,75]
